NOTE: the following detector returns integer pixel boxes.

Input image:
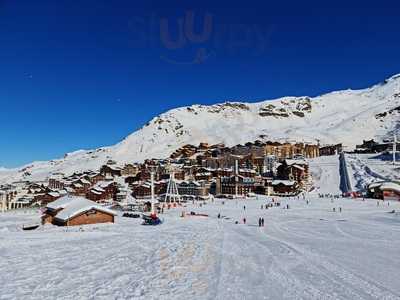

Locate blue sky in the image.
[1,0,400,167]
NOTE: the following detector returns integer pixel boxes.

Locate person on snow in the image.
[218,213,221,219]
[258,218,262,227]
[243,217,246,224]
[243,205,246,210]
[261,218,265,226]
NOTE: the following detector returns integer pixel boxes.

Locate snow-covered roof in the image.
[286,159,308,166]
[64,187,75,193]
[380,182,400,193]
[97,181,113,188]
[48,192,60,198]
[90,190,103,195]
[49,196,117,222]
[272,180,296,186]
[196,172,212,176]
[80,178,91,185]
[368,182,384,189]
[47,195,80,210]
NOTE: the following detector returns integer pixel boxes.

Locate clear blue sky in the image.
[1,0,400,167]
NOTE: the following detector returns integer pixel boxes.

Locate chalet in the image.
[100,165,122,177]
[34,191,64,206]
[319,144,342,156]
[70,178,92,196]
[170,144,198,159]
[265,142,319,160]
[214,168,233,178]
[367,181,400,201]
[277,159,309,187]
[86,181,118,202]
[195,169,214,181]
[125,176,139,185]
[131,181,167,199]
[272,180,298,196]
[137,170,152,181]
[88,173,106,185]
[160,169,185,181]
[178,180,210,200]
[355,140,393,154]
[218,175,256,196]
[0,186,17,212]
[239,168,257,178]
[48,177,65,190]
[42,196,116,226]
[121,164,139,177]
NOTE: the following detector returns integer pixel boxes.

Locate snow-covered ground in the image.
[1,74,400,185]
[346,153,400,190]
[1,195,400,300]
[1,155,399,299]
[309,155,342,194]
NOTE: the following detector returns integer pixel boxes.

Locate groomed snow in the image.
[346,153,400,190]
[1,194,400,300]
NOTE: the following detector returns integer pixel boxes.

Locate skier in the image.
[339,207,342,213]
[258,218,262,227]
[218,213,221,219]
[287,204,290,209]
[333,207,336,212]
[243,217,246,224]
[243,205,246,211]
[261,218,265,227]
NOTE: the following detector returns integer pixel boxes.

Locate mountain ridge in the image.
[1,74,399,184]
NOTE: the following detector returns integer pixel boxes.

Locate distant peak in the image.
[384,73,400,83]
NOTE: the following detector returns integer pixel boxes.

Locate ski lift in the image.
[141,168,162,226]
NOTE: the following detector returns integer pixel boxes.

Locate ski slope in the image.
[309,155,342,194]
[1,195,400,300]
[346,153,400,190]
[1,74,400,184]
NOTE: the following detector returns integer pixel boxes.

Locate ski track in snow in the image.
[1,157,400,299]
[2,196,400,300]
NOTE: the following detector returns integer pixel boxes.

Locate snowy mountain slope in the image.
[1,74,400,184]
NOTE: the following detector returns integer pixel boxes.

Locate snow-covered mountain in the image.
[1,74,400,184]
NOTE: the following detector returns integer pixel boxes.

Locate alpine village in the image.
[1,138,398,228]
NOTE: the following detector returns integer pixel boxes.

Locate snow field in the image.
[1,195,400,300]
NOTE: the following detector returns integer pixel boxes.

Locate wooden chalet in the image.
[42,196,116,226]
[272,180,298,195]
